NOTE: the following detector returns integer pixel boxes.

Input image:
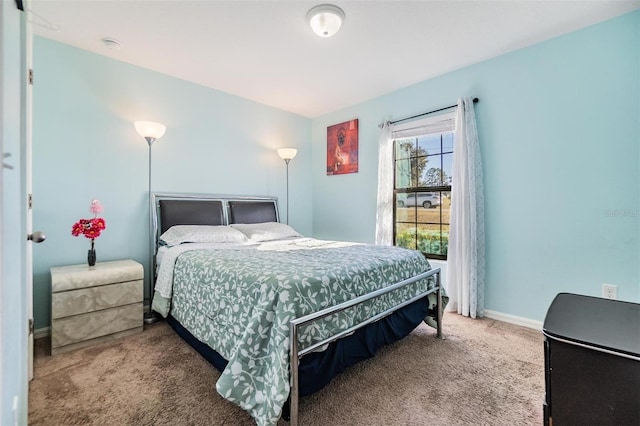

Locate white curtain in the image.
[447,97,485,318]
[375,122,393,245]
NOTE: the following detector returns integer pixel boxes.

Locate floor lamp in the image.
[135,121,166,325]
[277,148,297,224]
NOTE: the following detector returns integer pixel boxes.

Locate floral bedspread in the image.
[163,239,444,426]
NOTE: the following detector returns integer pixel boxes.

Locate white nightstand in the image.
[50,259,144,355]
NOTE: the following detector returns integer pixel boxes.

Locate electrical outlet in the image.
[602,284,617,300]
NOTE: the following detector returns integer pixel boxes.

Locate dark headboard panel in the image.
[228,200,278,224]
[159,200,225,233]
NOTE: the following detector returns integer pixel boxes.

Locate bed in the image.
[149,193,446,426]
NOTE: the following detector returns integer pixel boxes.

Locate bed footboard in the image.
[288,268,443,426]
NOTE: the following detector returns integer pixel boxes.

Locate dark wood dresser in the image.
[543,293,640,425]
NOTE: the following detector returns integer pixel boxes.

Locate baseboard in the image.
[484,309,543,331]
[34,326,50,339]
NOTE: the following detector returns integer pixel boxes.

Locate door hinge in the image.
[29,319,34,335]
[28,193,32,209]
[28,69,33,85]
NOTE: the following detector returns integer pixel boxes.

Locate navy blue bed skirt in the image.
[166,296,430,397]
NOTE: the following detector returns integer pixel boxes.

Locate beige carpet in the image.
[29,314,544,425]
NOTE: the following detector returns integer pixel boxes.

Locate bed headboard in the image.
[159,200,225,233]
[228,200,278,224]
[153,193,279,234]
[151,193,279,280]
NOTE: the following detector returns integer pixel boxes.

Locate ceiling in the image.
[30,1,639,118]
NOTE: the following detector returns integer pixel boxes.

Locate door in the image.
[24,2,36,382]
[0,0,31,424]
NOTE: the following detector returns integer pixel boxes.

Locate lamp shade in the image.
[277,148,298,161]
[307,4,345,37]
[134,121,166,140]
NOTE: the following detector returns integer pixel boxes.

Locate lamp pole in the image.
[135,120,166,325]
[285,158,290,225]
[144,136,158,324]
[276,148,297,225]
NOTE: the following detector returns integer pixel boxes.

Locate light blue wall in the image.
[33,12,640,328]
[311,11,640,322]
[32,37,312,328]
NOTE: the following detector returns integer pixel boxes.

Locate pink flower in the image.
[72,200,107,242]
[90,199,103,215]
[93,218,106,230]
[71,222,84,237]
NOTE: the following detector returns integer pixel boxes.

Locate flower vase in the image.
[88,240,96,267]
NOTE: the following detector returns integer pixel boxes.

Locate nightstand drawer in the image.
[51,303,143,349]
[52,280,143,319]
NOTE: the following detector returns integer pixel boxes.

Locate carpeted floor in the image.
[29,314,544,425]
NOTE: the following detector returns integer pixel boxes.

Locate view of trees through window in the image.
[394,131,453,259]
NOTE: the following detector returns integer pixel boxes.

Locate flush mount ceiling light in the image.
[307,4,345,37]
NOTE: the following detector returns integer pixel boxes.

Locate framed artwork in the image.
[327,119,358,175]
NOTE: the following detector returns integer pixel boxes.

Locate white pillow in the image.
[159,225,248,247]
[230,222,302,242]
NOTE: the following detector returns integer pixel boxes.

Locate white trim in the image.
[484,309,543,331]
[33,327,49,339]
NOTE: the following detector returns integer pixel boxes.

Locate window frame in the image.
[392,123,454,260]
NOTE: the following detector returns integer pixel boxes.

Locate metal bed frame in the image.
[289,269,443,425]
[150,192,444,425]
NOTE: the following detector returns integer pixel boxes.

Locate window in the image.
[393,113,454,259]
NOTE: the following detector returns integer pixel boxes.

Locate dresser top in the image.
[51,260,143,292]
[543,292,640,357]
